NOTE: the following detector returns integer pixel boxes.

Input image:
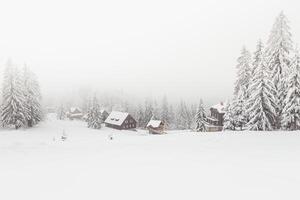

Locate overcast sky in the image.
[0,0,299,105]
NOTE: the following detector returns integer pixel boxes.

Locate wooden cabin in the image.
[205,102,226,131]
[67,107,83,120]
[146,120,165,134]
[104,111,137,130]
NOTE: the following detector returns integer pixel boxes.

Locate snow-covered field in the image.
[0,114,300,200]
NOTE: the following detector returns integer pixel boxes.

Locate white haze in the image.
[0,0,299,106]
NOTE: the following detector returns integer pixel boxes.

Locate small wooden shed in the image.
[67,107,83,120]
[205,102,226,132]
[146,120,165,134]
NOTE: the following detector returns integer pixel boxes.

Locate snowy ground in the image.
[0,114,300,200]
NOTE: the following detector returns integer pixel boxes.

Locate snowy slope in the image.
[0,114,300,200]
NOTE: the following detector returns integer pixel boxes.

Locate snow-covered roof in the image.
[146,120,163,128]
[70,113,83,117]
[104,111,129,126]
[100,109,108,114]
[211,103,226,114]
[70,107,82,113]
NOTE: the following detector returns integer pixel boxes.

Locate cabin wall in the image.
[206,125,223,132]
[121,115,137,129]
[105,123,122,130]
[210,108,224,126]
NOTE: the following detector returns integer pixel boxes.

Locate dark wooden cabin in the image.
[104,111,137,130]
[67,107,83,120]
[146,120,165,134]
[205,102,226,131]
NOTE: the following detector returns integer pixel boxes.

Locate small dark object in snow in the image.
[108,134,113,140]
[61,135,67,141]
[61,129,67,141]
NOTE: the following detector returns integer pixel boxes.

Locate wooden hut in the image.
[67,107,83,120]
[146,120,165,134]
[205,102,226,131]
[104,111,137,130]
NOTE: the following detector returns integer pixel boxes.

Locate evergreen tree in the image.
[234,47,252,96]
[245,40,265,125]
[137,104,145,127]
[247,42,277,131]
[160,96,170,125]
[232,91,247,130]
[281,47,300,130]
[1,61,27,129]
[223,101,236,131]
[22,65,43,127]
[195,99,207,132]
[232,47,252,126]
[168,104,175,129]
[265,12,293,128]
[87,96,102,129]
[176,101,193,129]
[144,99,154,124]
[252,40,264,76]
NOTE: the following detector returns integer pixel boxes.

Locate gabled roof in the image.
[211,103,226,114]
[104,111,129,126]
[70,107,82,113]
[146,120,163,128]
[100,109,108,114]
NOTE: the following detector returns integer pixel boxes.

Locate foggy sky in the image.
[0,0,299,105]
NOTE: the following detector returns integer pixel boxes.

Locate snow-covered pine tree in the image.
[247,41,277,131]
[144,99,154,125]
[176,101,193,130]
[223,101,236,131]
[232,47,252,126]
[232,91,247,130]
[195,99,207,132]
[175,102,186,129]
[168,104,175,129]
[281,47,300,130]
[160,96,170,126]
[87,96,102,129]
[245,40,264,124]
[152,100,160,120]
[137,104,145,127]
[22,65,43,127]
[265,12,293,128]
[252,40,264,77]
[234,47,252,96]
[1,61,27,129]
